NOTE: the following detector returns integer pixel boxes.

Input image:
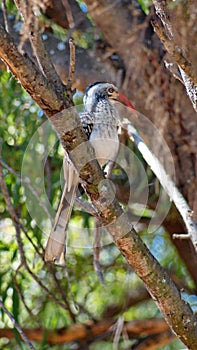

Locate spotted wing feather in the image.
[80,112,94,139]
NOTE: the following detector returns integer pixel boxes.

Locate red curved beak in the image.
[118,92,135,112]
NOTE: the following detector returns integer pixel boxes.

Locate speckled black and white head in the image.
[83,82,119,113]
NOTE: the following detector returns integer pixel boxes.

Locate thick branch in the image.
[0,25,72,115]
[0,10,117,91]
[0,318,170,344]
[14,0,66,96]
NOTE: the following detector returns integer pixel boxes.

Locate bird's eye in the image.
[108,87,115,94]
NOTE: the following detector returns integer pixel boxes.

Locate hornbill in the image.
[44,82,134,264]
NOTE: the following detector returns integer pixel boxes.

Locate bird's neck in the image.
[85,95,107,112]
[86,98,117,124]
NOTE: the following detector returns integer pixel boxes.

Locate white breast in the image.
[89,129,119,167]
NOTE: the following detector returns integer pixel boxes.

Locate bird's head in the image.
[83,82,135,113]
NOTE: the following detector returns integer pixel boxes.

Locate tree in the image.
[0,1,197,349]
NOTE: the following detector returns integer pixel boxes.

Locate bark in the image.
[0,25,71,115]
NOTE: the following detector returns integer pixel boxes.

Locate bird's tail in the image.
[44,161,79,265]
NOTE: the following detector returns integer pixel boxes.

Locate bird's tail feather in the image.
[44,169,79,265]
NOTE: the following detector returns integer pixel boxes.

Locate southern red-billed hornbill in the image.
[44,82,134,264]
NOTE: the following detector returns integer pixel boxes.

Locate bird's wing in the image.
[79,112,94,139]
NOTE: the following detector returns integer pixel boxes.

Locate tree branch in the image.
[67,38,76,90]
[0,300,35,349]
[14,0,68,98]
[152,0,197,111]
[50,109,197,348]
[2,0,10,32]
[0,318,170,345]
[122,120,197,252]
[43,0,91,31]
[0,161,74,314]
[0,25,72,115]
[133,330,175,350]
[152,19,197,85]
[1,23,197,349]
[0,158,51,219]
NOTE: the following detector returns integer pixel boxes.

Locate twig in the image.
[29,31,64,92]
[172,233,191,240]
[0,158,51,219]
[152,1,197,111]
[0,25,70,115]
[47,265,76,322]
[2,0,10,32]
[75,197,98,216]
[152,20,196,84]
[14,0,66,97]
[93,220,105,285]
[164,61,184,85]
[15,223,71,311]
[62,0,75,29]
[0,163,19,223]
[112,316,124,350]
[179,67,197,112]
[0,159,46,257]
[0,317,171,345]
[67,38,76,90]
[22,227,44,256]
[13,265,38,323]
[122,118,197,251]
[64,266,79,314]
[0,299,35,350]
[0,163,71,311]
[152,0,173,38]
